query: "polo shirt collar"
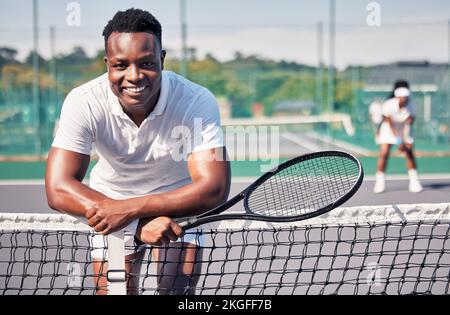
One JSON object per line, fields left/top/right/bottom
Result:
{"left": 107, "top": 71, "right": 169, "bottom": 120}
{"left": 148, "top": 71, "right": 169, "bottom": 120}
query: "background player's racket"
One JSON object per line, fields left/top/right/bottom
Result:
{"left": 176, "top": 150, "right": 363, "bottom": 230}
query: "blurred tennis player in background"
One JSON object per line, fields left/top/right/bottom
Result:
{"left": 45, "top": 8, "right": 231, "bottom": 294}
{"left": 373, "top": 80, "right": 423, "bottom": 193}
{"left": 369, "top": 99, "right": 383, "bottom": 143}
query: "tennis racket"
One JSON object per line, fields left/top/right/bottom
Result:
{"left": 176, "top": 150, "right": 363, "bottom": 230}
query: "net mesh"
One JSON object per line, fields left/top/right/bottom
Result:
{"left": 0, "top": 203, "right": 449, "bottom": 295}
{"left": 247, "top": 153, "right": 360, "bottom": 216}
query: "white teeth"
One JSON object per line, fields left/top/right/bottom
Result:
{"left": 125, "top": 86, "right": 146, "bottom": 93}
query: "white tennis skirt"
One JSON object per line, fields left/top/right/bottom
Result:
{"left": 377, "top": 122, "right": 414, "bottom": 145}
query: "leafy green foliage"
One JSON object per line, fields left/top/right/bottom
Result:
{"left": 0, "top": 46, "right": 358, "bottom": 117}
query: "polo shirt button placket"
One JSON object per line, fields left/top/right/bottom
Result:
{"left": 132, "top": 134, "right": 139, "bottom": 147}
{"left": 135, "top": 130, "right": 142, "bottom": 148}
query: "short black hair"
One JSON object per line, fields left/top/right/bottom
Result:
{"left": 102, "top": 8, "right": 162, "bottom": 51}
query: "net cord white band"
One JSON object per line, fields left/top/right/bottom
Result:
{"left": 1, "top": 203, "right": 448, "bottom": 231}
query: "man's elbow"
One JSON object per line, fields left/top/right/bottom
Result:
{"left": 45, "top": 181, "right": 66, "bottom": 213}
{"left": 211, "top": 189, "right": 228, "bottom": 207}
{"left": 46, "top": 189, "right": 62, "bottom": 212}
{"left": 205, "top": 181, "right": 230, "bottom": 209}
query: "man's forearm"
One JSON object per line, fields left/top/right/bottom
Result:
{"left": 47, "top": 178, "right": 111, "bottom": 217}
{"left": 132, "top": 179, "right": 228, "bottom": 219}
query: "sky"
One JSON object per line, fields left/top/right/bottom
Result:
{"left": 0, "top": 0, "right": 449, "bottom": 69}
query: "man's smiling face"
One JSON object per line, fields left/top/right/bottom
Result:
{"left": 105, "top": 32, "right": 165, "bottom": 113}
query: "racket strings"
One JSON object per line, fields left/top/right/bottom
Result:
{"left": 246, "top": 156, "right": 360, "bottom": 217}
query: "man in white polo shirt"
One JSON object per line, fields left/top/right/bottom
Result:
{"left": 45, "top": 8, "right": 231, "bottom": 294}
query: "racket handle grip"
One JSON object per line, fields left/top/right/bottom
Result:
{"left": 175, "top": 216, "right": 198, "bottom": 229}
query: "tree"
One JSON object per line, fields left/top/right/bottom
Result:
{"left": 58, "top": 46, "right": 89, "bottom": 64}
{"left": 0, "top": 47, "right": 18, "bottom": 68}
{"left": 23, "top": 50, "right": 48, "bottom": 68}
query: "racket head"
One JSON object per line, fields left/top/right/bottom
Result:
{"left": 243, "top": 150, "right": 363, "bottom": 221}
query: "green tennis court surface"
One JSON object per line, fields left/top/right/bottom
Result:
{"left": 0, "top": 157, "right": 449, "bottom": 180}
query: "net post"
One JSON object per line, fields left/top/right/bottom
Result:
{"left": 339, "top": 113, "right": 355, "bottom": 136}
{"left": 107, "top": 230, "right": 126, "bottom": 295}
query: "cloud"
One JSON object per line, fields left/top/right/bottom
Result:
{"left": 336, "top": 23, "right": 448, "bottom": 67}
{"left": 168, "top": 27, "right": 320, "bottom": 66}
{"left": 167, "top": 23, "right": 449, "bottom": 69}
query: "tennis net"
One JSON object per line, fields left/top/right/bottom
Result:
{"left": 0, "top": 203, "right": 449, "bottom": 295}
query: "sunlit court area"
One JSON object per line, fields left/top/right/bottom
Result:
{"left": 0, "top": 1, "right": 449, "bottom": 297}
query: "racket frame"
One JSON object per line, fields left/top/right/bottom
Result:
{"left": 178, "top": 150, "right": 364, "bottom": 229}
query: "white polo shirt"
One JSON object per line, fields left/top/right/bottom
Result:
{"left": 53, "top": 70, "right": 224, "bottom": 231}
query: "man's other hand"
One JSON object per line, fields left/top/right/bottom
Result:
{"left": 135, "top": 217, "right": 184, "bottom": 246}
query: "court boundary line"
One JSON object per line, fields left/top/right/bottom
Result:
{"left": 231, "top": 173, "right": 450, "bottom": 183}
{"left": 281, "top": 131, "right": 323, "bottom": 152}
{"left": 306, "top": 131, "right": 373, "bottom": 156}
{"left": 1, "top": 174, "right": 450, "bottom": 185}
{"left": 0, "top": 179, "right": 89, "bottom": 185}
